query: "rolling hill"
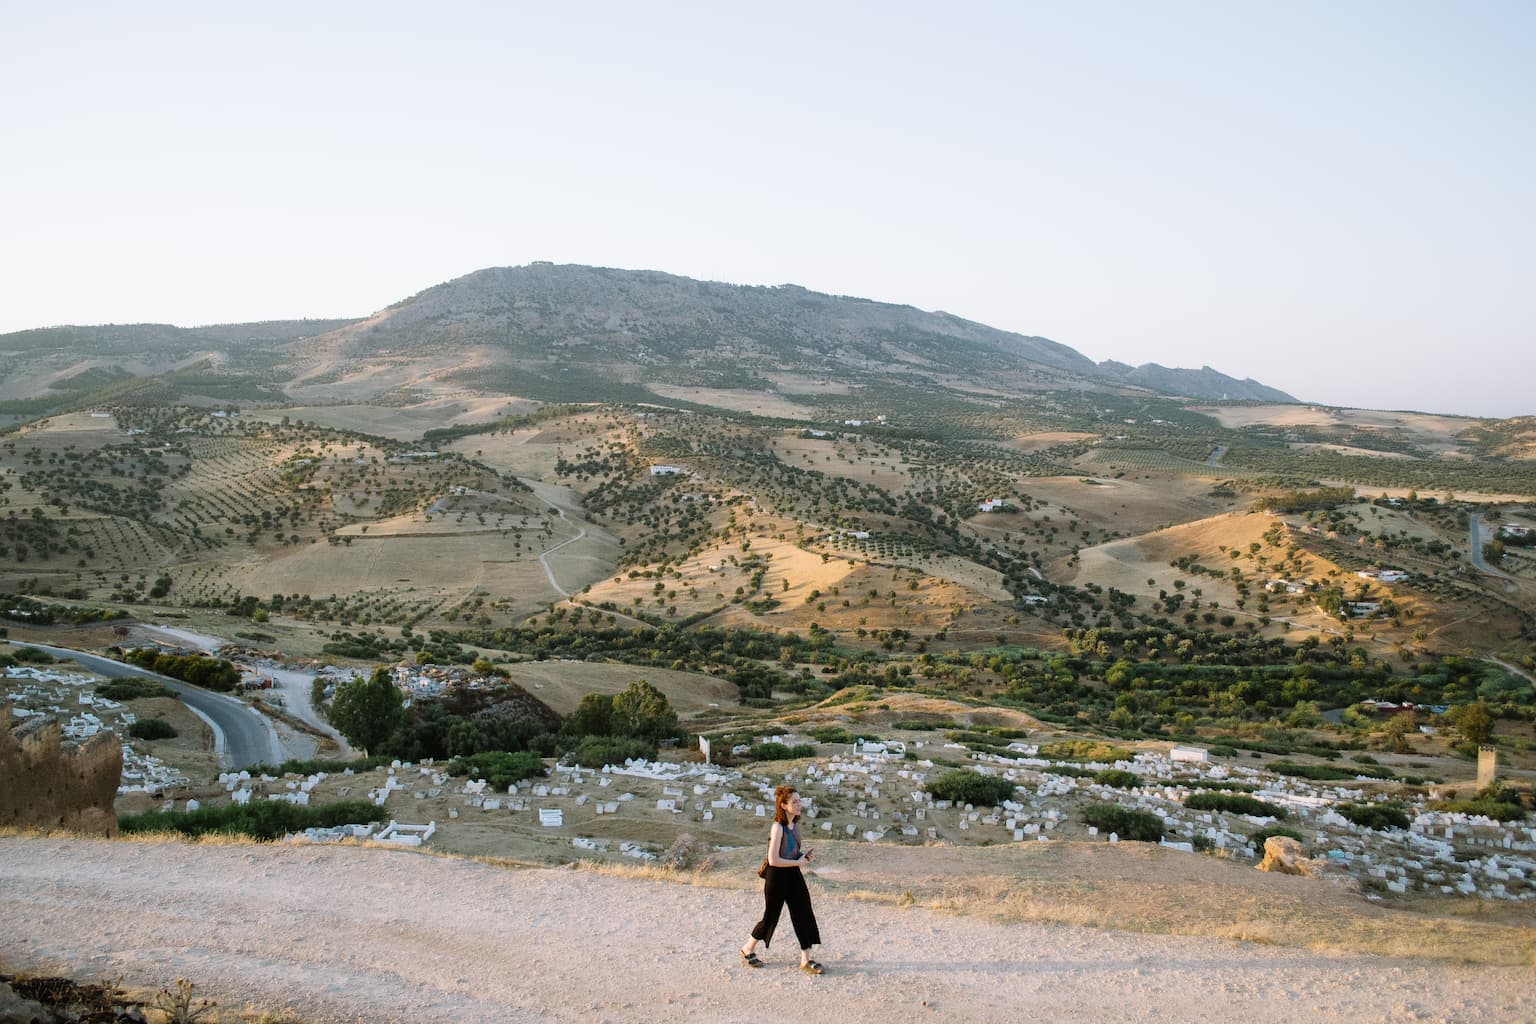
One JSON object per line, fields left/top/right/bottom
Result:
{"left": 0, "top": 264, "right": 1295, "bottom": 413}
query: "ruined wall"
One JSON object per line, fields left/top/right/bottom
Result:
{"left": 1, "top": 703, "right": 122, "bottom": 836}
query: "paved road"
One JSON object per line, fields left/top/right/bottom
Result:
{"left": 23, "top": 643, "right": 285, "bottom": 770}
{"left": 1205, "top": 444, "right": 1227, "bottom": 467}
{"left": 1468, "top": 513, "right": 1516, "bottom": 581}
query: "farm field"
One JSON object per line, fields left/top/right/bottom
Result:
{"left": 3, "top": 285, "right": 1536, "bottom": 1024}
{"left": 4, "top": 386, "right": 1535, "bottom": 877}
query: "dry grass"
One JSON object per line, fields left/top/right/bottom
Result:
{"left": 646, "top": 385, "right": 818, "bottom": 419}
{"left": 505, "top": 660, "right": 740, "bottom": 716}
{"left": 452, "top": 837, "right": 1534, "bottom": 967}
{"left": 7, "top": 826, "right": 1529, "bottom": 966}
{"left": 702, "top": 841, "right": 1536, "bottom": 967}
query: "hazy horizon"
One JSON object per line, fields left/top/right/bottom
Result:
{"left": 2, "top": 3, "right": 1530, "bottom": 419}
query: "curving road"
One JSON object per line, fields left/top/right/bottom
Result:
{"left": 1468, "top": 513, "right": 1516, "bottom": 581}
{"left": 22, "top": 643, "right": 285, "bottom": 770}
{"left": 524, "top": 479, "right": 604, "bottom": 598}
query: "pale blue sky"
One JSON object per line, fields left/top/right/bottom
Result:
{"left": 3, "top": 3, "right": 1530, "bottom": 417}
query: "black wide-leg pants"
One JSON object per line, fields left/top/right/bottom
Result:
{"left": 751, "top": 865, "right": 821, "bottom": 950}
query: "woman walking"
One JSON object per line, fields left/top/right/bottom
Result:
{"left": 741, "top": 784, "right": 824, "bottom": 973}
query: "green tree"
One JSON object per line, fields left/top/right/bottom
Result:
{"left": 610, "top": 679, "right": 678, "bottom": 741}
{"left": 1447, "top": 702, "right": 1494, "bottom": 745}
{"left": 328, "top": 668, "right": 405, "bottom": 755}
{"left": 563, "top": 692, "right": 615, "bottom": 737}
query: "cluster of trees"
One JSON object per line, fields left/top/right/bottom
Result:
{"left": 910, "top": 628, "right": 1532, "bottom": 748}
{"left": 121, "top": 647, "right": 241, "bottom": 692}
{"left": 1254, "top": 487, "right": 1357, "bottom": 514}
{"left": 0, "top": 593, "right": 127, "bottom": 625}
{"left": 323, "top": 670, "right": 681, "bottom": 770}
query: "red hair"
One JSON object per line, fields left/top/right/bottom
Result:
{"left": 773, "top": 784, "right": 799, "bottom": 825}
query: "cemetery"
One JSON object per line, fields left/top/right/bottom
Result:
{"left": 180, "top": 737, "right": 1536, "bottom": 904}
{"left": 6, "top": 653, "right": 1534, "bottom": 907}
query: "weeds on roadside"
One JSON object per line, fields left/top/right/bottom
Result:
{"left": 153, "top": 978, "right": 217, "bottom": 1023}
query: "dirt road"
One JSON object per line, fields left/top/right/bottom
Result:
{"left": 1, "top": 837, "right": 1530, "bottom": 1024}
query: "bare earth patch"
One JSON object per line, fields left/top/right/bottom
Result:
{"left": 1, "top": 837, "right": 1530, "bottom": 1024}
{"left": 645, "top": 384, "right": 817, "bottom": 419}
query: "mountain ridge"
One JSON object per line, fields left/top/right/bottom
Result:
{"left": 297, "top": 263, "right": 1297, "bottom": 403}
{"left": 0, "top": 264, "right": 1296, "bottom": 406}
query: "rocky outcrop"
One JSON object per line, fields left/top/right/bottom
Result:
{"left": 0, "top": 704, "right": 122, "bottom": 836}
{"left": 1256, "top": 836, "right": 1322, "bottom": 877}
{"left": 661, "top": 831, "right": 697, "bottom": 871}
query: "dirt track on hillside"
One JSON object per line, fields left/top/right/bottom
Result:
{"left": 2, "top": 837, "right": 1531, "bottom": 1024}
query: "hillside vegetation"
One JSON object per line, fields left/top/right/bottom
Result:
{"left": 2, "top": 266, "right": 1534, "bottom": 935}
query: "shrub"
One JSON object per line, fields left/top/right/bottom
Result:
{"left": 1094, "top": 769, "right": 1142, "bottom": 789}
{"left": 127, "top": 718, "right": 178, "bottom": 740}
{"left": 13, "top": 647, "right": 56, "bottom": 664}
{"left": 893, "top": 719, "right": 959, "bottom": 731}
{"left": 1042, "top": 765, "right": 1097, "bottom": 778}
{"left": 946, "top": 730, "right": 1003, "bottom": 746}
{"left": 96, "top": 678, "right": 172, "bottom": 701}
{"left": 249, "top": 754, "right": 395, "bottom": 776}
{"left": 1036, "top": 740, "right": 1134, "bottom": 764}
{"left": 749, "top": 742, "right": 815, "bottom": 761}
{"left": 118, "top": 799, "right": 382, "bottom": 840}
{"left": 926, "top": 769, "right": 1017, "bottom": 806}
{"left": 1249, "top": 824, "right": 1303, "bottom": 848}
{"left": 1180, "top": 779, "right": 1257, "bottom": 793}
{"left": 1337, "top": 802, "right": 1411, "bottom": 831}
{"left": 1427, "top": 784, "right": 1528, "bottom": 822}
{"left": 1185, "top": 792, "right": 1288, "bottom": 819}
{"left": 806, "top": 725, "right": 855, "bottom": 743}
{"left": 565, "top": 735, "right": 655, "bottom": 767}
{"left": 1080, "top": 804, "right": 1164, "bottom": 842}
{"left": 447, "top": 750, "right": 546, "bottom": 789}
{"left": 1268, "top": 760, "right": 1394, "bottom": 782}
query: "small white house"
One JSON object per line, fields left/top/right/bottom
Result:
{"left": 649, "top": 465, "right": 683, "bottom": 476}
{"left": 978, "top": 498, "right": 1009, "bottom": 513}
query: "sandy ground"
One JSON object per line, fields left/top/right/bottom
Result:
{"left": 2, "top": 837, "right": 1531, "bottom": 1024}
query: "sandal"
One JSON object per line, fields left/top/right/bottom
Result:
{"left": 801, "top": 959, "right": 824, "bottom": 975}
{"left": 741, "top": 950, "right": 764, "bottom": 968}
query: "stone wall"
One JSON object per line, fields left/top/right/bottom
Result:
{"left": 1, "top": 703, "right": 122, "bottom": 836}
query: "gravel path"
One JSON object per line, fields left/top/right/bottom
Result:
{"left": 2, "top": 837, "right": 1529, "bottom": 1024}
